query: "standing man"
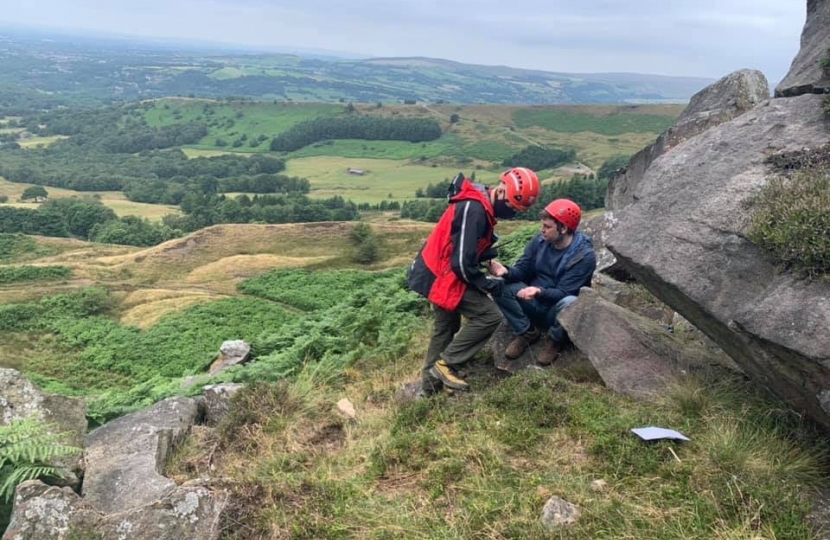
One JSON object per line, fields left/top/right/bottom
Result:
{"left": 407, "top": 168, "right": 540, "bottom": 394}
{"left": 488, "top": 199, "right": 595, "bottom": 366}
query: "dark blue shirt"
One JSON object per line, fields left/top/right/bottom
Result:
{"left": 506, "top": 231, "right": 596, "bottom": 304}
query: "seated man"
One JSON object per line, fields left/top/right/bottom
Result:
{"left": 488, "top": 198, "right": 595, "bottom": 365}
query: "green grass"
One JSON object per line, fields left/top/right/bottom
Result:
{"left": 144, "top": 100, "right": 345, "bottom": 151}
{"left": 238, "top": 268, "right": 393, "bottom": 311}
{"left": 0, "top": 265, "right": 70, "bottom": 284}
{"left": 17, "top": 135, "right": 68, "bottom": 148}
{"left": 0, "top": 234, "right": 58, "bottom": 263}
{"left": 284, "top": 156, "right": 502, "bottom": 204}
{"left": 287, "top": 137, "right": 456, "bottom": 160}
{"left": 146, "top": 101, "right": 680, "bottom": 170}
{"left": 454, "top": 138, "right": 519, "bottom": 162}
{"left": 168, "top": 362, "right": 826, "bottom": 540}
{"left": 514, "top": 108, "right": 678, "bottom": 136}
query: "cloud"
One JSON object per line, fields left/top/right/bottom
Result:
{"left": 0, "top": 0, "right": 807, "bottom": 82}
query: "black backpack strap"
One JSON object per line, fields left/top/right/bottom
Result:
{"left": 447, "top": 172, "right": 466, "bottom": 201}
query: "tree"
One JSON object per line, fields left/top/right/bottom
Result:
{"left": 353, "top": 241, "right": 380, "bottom": 264}
{"left": 349, "top": 222, "right": 375, "bottom": 245}
{"left": 21, "top": 186, "right": 48, "bottom": 202}
{"left": 349, "top": 222, "right": 382, "bottom": 264}
{"left": 450, "top": 113, "right": 460, "bottom": 124}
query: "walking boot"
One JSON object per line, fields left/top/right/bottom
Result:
{"left": 505, "top": 327, "right": 541, "bottom": 359}
{"left": 535, "top": 336, "right": 562, "bottom": 366}
{"left": 429, "top": 360, "right": 469, "bottom": 391}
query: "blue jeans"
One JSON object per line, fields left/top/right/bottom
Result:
{"left": 494, "top": 281, "right": 577, "bottom": 343}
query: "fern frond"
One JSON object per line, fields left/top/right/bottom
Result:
{"left": 0, "top": 433, "right": 72, "bottom": 464}
{"left": 0, "top": 418, "right": 81, "bottom": 502}
{"left": 0, "top": 419, "right": 49, "bottom": 446}
{"left": 0, "top": 464, "right": 61, "bottom": 501}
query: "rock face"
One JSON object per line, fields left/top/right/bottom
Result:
{"left": 4, "top": 392, "right": 232, "bottom": 539}
{"left": 82, "top": 397, "right": 200, "bottom": 514}
{"left": 776, "top": 0, "right": 830, "bottom": 97}
{"left": 3, "top": 480, "right": 228, "bottom": 540}
{"left": 558, "top": 288, "right": 715, "bottom": 401}
{"left": 582, "top": 212, "right": 623, "bottom": 275}
{"left": 606, "top": 69, "right": 769, "bottom": 211}
{"left": 202, "top": 383, "right": 244, "bottom": 426}
{"left": 0, "top": 369, "right": 86, "bottom": 488}
{"left": 606, "top": 93, "right": 830, "bottom": 428}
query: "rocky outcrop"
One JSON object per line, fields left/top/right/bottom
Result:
{"left": 3, "top": 480, "right": 228, "bottom": 540}
{"left": 606, "top": 93, "right": 830, "bottom": 428}
{"left": 4, "top": 394, "right": 231, "bottom": 539}
{"left": 606, "top": 69, "right": 769, "bottom": 210}
{"left": 208, "top": 340, "right": 251, "bottom": 376}
{"left": 557, "top": 288, "right": 720, "bottom": 401}
{"left": 0, "top": 369, "right": 86, "bottom": 488}
{"left": 582, "top": 212, "right": 623, "bottom": 275}
{"left": 775, "top": 0, "right": 830, "bottom": 97}
{"left": 82, "top": 397, "right": 200, "bottom": 514}
{"left": 202, "top": 383, "right": 244, "bottom": 426}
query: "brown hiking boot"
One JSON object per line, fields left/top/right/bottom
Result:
{"left": 505, "top": 327, "right": 541, "bottom": 359}
{"left": 535, "top": 336, "right": 562, "bottom": 366}
{"left": 429, "top": 360, "right": 469, "bottom": 391}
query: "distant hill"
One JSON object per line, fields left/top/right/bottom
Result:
{"left": 0, "top": 29, "right": 713, "bottom": 110}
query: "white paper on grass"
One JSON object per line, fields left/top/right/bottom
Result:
{"left": 631, "top": 427, "right": 690, "bottom": 442}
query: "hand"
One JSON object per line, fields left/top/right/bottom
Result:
{"left": 517, "top": 286, "right": 541, "bottom": 301}
{"left": 488, "top": 260, "right": 508, "bottom": 277}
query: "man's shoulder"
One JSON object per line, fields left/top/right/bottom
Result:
{"left": 451, "top": 198, "right": 489, "bottom": 222}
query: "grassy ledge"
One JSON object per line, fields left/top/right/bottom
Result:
{"left": 750, "top": 146, "right": 830, "bottom": 280}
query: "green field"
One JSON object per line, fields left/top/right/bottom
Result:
{"left": 0, "top": 177, "right": 179, "bottom": 222}
{"left": 17, "top": 135, "right": 68, "bottom": 148}
{"left": 144, "top": 100, "right": 345, "bottom": 151}
{"left": 285, "top": 156, "right": 493, "bottom": 204}
{"left": 287, "top": 137, "right": 457, "bottom": 160}
{"left": 513, "top": 107, "right": 678, "bottom": 135}
{"left": 146, "top": 100, "right": 683, "bottom": 168}
{"left": 5, "top": 101, "right": 686, "bottom": 214}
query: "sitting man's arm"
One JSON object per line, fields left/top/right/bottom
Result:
{"left": 538, "top": 253, "right": 596, "bottom": 304}
{"left": 503, "top": 235, "right": 540, "bottom": 283}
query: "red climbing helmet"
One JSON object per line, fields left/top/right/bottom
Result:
{"left": 544, "top": 199, "right": 582, "bottom": 231}
{"left": 499, "top": 167, "right": 540, "bottom": 212}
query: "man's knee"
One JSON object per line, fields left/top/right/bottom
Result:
{"left": 482, "top": 304, "right": 504, "bottom": 330}
{"left": 555, "top": 295, "right": 578, "bottom": 312}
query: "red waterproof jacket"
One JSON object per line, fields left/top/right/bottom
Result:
{"left": 407, "top": 179, "right": 499, "bottom": 310}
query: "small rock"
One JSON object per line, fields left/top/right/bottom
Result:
{"left": 337, "top": 398, "right": 357, "bottom": 421}
{"left": 208, "top": 340, "right": 251, "bottom": 376}
{"left": 540, "top": 496, "right": 579, "bottom": 529}
{"left": 400, "top": 381, "right": 425, "bottom": 400}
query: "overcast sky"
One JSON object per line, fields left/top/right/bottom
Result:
{"left": 1, "top": 0, "right": 808, "bottom": 83}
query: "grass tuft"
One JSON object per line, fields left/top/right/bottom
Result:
{"left": 749, "top": 148, "right": 830, "bottom": 278}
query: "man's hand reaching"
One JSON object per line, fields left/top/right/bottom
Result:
{"left": 488, "top": 260, "right": 508, "bottom": 277}
{"left": 517, "top": 286, "right": 542, "bottom": 301}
